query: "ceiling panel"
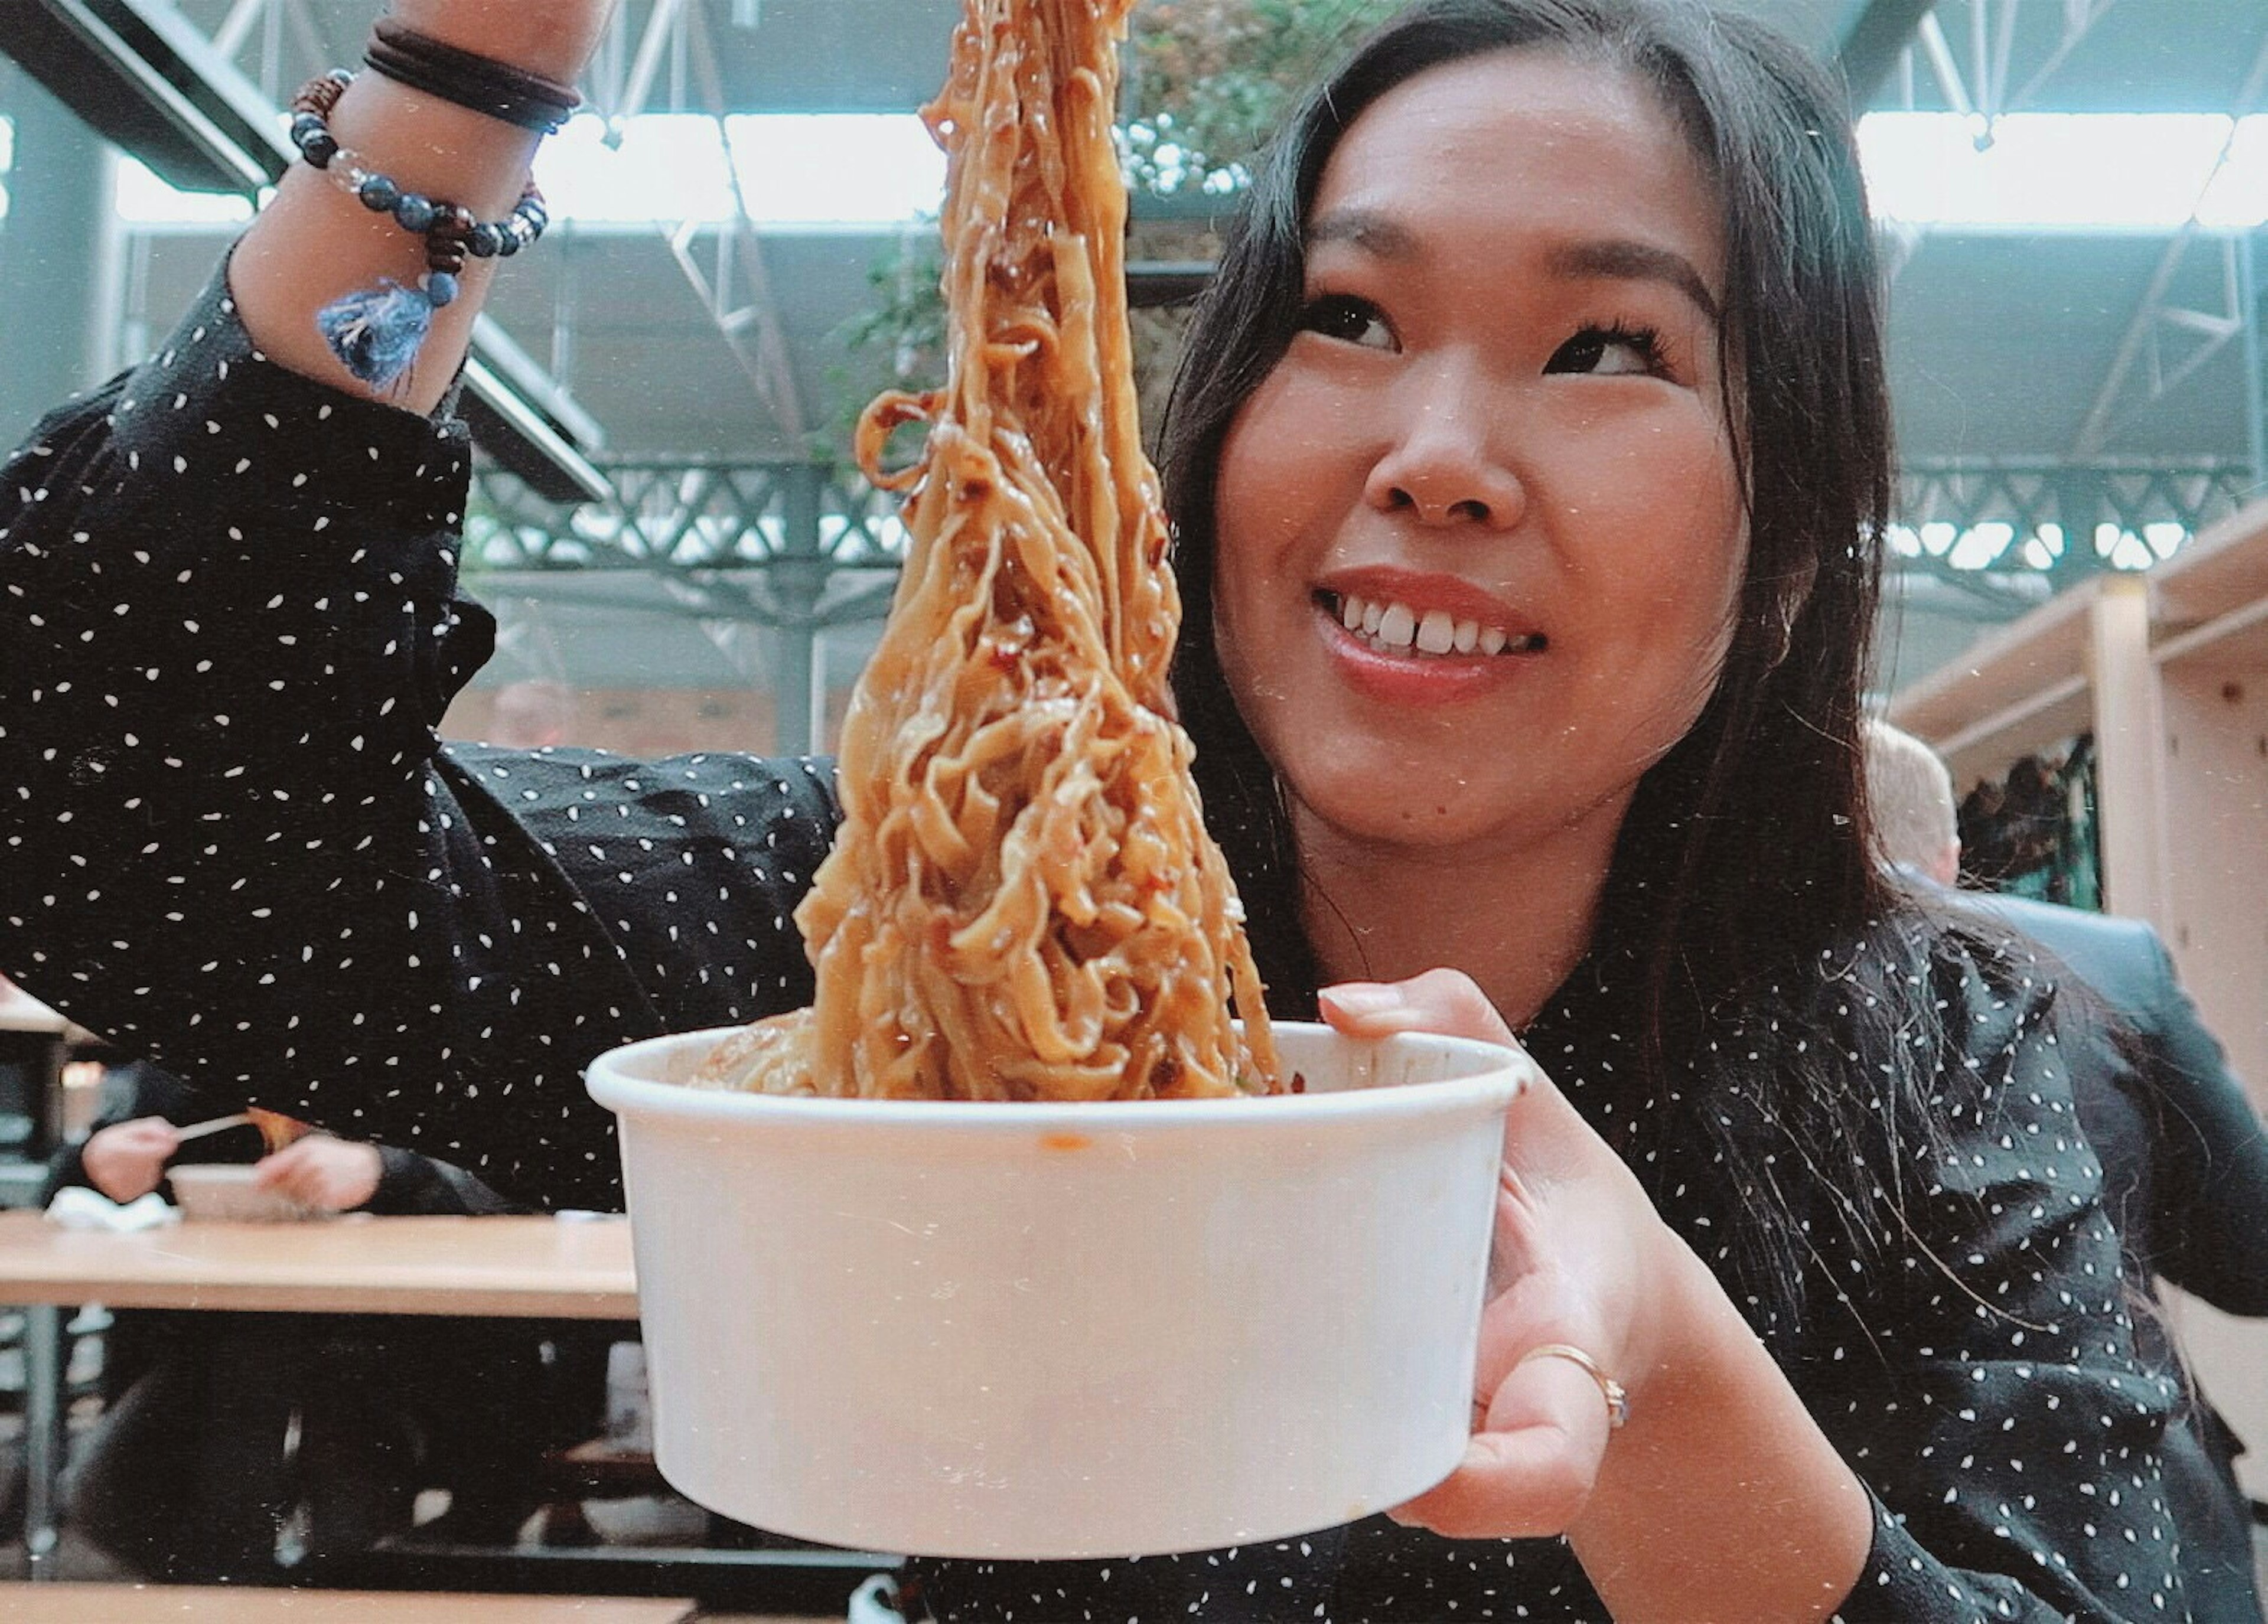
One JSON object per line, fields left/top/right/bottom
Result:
{"left": 50, "top": 0, "right": 2268, "bottom": 679}
{"left": 26, "top": 0, "right": 2250, "bottom": 707}
{"left": 1862, "top": 0, "right": 2268, "bottom": 115}
{"left": 1885, "top": 229, "right": 2254, "bottom": 461}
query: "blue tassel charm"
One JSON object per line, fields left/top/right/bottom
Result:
{"left": 288, "top": 70, "right": 551, "bottom": 390}
{"left": 315, "top": 278, "right": 435, "bottom": 389}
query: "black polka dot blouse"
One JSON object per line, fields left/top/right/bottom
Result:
{"left": 0, "top": 271, "right": 2188, "bottom": 1620}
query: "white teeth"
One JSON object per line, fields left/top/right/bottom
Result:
{"left": 1332, "top": 592, "right": 1533, "bottom": 658}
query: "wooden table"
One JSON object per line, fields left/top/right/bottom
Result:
{"left": 0, "top": 1592, "right": 850, "bottom": 1623}
{"left": 0, "top": 1211, "right": 636, "bottom": 1581}
{"left": 0, "top": 991, "right": 79, "bottom": 1036}
{"left": 0, "top": 1211, "right": 902, "bottom": 1610}
{"left": 0, "top": 1209, "right": 638, "bottom": 1316}
{"left": 0, "top": 1583, "right": 703, "bottom": 1622}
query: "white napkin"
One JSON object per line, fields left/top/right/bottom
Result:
{"left": 44, "top": 1188, "right": 180, "bottom": 1232}
{"left": 849, "top": 1574, "right": 907, "bottom": 1624}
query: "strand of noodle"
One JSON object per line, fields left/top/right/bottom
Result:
{"left": 701, "top": 0, "right": 1278, "bottom": 1103}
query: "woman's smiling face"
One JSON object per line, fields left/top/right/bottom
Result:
{"left": 1211, "top": 48, "right": 1746, "bottom": 865}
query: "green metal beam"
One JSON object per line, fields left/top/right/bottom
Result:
{"left": 1835, "top": 0, "right": 1940, "bottom": 109}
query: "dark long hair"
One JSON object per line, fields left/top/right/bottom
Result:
{"left": 1161, "top": 0, "right": 1917, "bottom": 1314}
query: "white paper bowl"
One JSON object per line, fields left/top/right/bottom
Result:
{"left": 167, "top": 1163, "right": 325, "bottom": 1224}
{"left": 585, "top": 1020, "right": 1534, "bottom": 1559}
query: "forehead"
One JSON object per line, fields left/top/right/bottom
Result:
{"left": 1310, "top": 48, "right": 1726, "bottom": 289}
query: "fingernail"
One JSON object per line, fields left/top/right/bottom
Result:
{"left": 1321, "top": 983, "right": 1402, "bottom": 1017}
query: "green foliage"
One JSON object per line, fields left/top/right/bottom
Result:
{"left": 826, "top": 230, "right": 949, "bottom": 471}
{"left": 1123, "top": 0, "right": 1402, "bottom": 194}
{"left": 832, "top": 0, "right": 1400, "bottom": 449}
{"left": 836, "top": 232, "right": 947, "bottom": 380}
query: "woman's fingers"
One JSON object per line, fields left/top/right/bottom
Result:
{"left": 1327, "top": 972, "right": 1602, "bottom": 1199}
{"left": 1391, "top": 1349, "right": 1615, "bottom": 1540}
{"left": 1319, "top": 968, "right": 1520, "bottom": 1045}
{"left": 1324, "top": 966, "right": 1638, "bottom": 1543}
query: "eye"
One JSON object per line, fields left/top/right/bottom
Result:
{"left": 1544, "top": 322, "right": 1667, "bottom": 377}
{"left": 1297, "top": 294, "right": 1396, "bottom": 351}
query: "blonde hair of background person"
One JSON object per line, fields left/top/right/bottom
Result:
{"left": 0, "top": 0, "right": 2195, "bottom": 1619}
{"left": 1862, "top": 718, "right": 1961, "bottom": 885}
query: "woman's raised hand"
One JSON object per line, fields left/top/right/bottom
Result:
{"left": 1319, "top": 970, "right": 1673, "bottom": 1540}
{"left": 232, "top": 1, "right": 621, "bottom": 409}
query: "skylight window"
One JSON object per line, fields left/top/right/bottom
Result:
{"left": 1858, "top": 111, "right": 2267, "bottom": 231}
{"left": 536, "top": 114, "right": 737, "bottom": 223}
{"left": 11, "top": 109, "right": 2262, "bottom": 234}
{"left": 1886, "top": 518, "right": 2194, "bottom": 572}
{"left": 722, "top": 115, "right": 945, "bottom": 225}
{"left": 92, "top": 112, "right": 947, "bottom": 229}
{"left": 115, "top": 157, "right": 256, "bottom": 224}
{"left": 2195, "top": 114, "right": 2268, "bottom": 230}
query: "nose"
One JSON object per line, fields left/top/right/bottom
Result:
{"left": 1363, "top": 363, "right": 1525, "bottom": 530}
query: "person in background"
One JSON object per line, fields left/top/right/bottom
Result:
{"left": 484, "top": 677, "right": 580, "bottom": 750}
{"left": 1866, "top": 717, "right": 2268, "bottom": 1620}
{"left": 44, "top": 1061, "right": 607, "bottom": 1579}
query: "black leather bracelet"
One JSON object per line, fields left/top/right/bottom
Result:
{"left": 364, "top": 17, "right": 581, "bottom": 134}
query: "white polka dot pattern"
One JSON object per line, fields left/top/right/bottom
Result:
{"left": 0, "top": 275, "right": 838, "bottom": 1212}
{"left": 0, "top": 271, "right": 2184, "bottom": 1621}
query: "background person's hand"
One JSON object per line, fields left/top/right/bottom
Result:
{"left": 1319, "top": 970, "right": 1674, "bottom": 1541}
{"left": 253, "top": 1135, "right": 384, "bottom": 1212}
{"left": 80, "top": 1117, "right": 183, "bottom": 1204}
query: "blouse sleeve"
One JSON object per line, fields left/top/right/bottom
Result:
{"left": 0, "top": 265, "right": 836, "bottom": 1211}
{"left": 1814, "top": 945, "right": 2186, "bottom": 1622}
{"left": 2126, "top": 931, "right": 2268, "bottom": 1315}
{"left": 362, "top": 1142, "right": 527, "bottom": 1217}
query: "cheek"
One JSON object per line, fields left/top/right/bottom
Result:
{"left": 1208, "top": 552, "right": 1287, "bottom": 739}
{"left": 1656, "top": 428, "right": 1747, "bottom": 624}
{"left": 1213, "top": 383, "right": 1308, "bottom": 547}
{"left": 1597, "top": 449, "right": 1746, "bottom": 731}
{"left": 1208, "top": 405, "right": 1304, "bottom": 648}
{"left": 1662, "top": 526, "right": 1748, "bottom": 723}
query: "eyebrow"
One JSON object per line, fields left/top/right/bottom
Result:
{"left": 1546, "top": 239, "right": 1720, "bottom": 324}
{"left": 1306, "top": 207, "right": 1720, "bottom": 325}
{"left": 1306, "top": 207, "right": 1418, "bottom": 259}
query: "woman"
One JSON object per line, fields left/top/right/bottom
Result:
{"left": 0, "top": 0, "right": 2185, "bottom": 1617}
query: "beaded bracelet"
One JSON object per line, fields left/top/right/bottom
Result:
{"left": 289, "top": 70, "right": 553, "bottom": 388}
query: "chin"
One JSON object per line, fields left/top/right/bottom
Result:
{"left": 1288, "top": 766, "right": 1518, "bottom": 853}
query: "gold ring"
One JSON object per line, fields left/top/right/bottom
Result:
{"left": 1518, "top": 1342, "right": 1630, "bottom": 1430}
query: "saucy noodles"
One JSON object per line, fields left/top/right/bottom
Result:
{"left": 696, "top": 0, "right": 1277, "bottom": 1101}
